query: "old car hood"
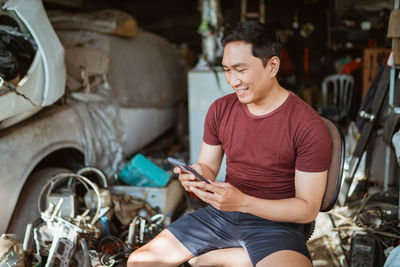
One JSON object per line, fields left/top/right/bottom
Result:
{"left": 0, "top": 0, "right": 65, "bottom": 128}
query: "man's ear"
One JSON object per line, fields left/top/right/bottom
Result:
{"left": 267, "top": 56, "right": 280, "bottom": 77}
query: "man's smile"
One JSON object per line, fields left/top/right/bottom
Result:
{"left": 236, "top": 87, "right": 249, "bottom": 95}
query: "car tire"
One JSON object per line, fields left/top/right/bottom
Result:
{"left": 7, "top": 167, "right": 73, "bottom": 241}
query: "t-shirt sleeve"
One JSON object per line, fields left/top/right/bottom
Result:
{"left": 203, "top": 101, "right": 222, "bottom": 145}
{"left": 295, "top": 118, "right": 332, "bottom": 172}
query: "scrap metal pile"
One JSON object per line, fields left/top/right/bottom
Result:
{"left": 1, "top": 167, "right": 168, "bottom": 267}
{"left": 333, "top": 190, "right": 400, "bottom": 266}
{"left": 311, "top": 189, "right": 400, "bottom": 266}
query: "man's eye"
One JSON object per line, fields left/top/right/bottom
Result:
{"left": 224, "top": 69, "right": 231, "bottom": 73}
{"left": 237, "top": 69, "right": 246, "bottom": 73}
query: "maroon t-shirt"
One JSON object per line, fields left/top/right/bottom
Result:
{"left": 203, "top": 92, "right": 331, "bottom": 200}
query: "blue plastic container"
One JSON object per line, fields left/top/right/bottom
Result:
{"left": 118, "top": 154, "right": 171, "bottom": 187}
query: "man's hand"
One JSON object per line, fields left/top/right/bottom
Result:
{"left": 174, "top": 163, "right": 206, "bottom": 192}
{"left": 189, "top": 181, "right": 246, "bottom": 212}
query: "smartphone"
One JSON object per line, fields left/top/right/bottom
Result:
{"left": 167, "top": 157, "right": 211, "bottom": 184}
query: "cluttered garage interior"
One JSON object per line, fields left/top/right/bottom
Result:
{"left": 0, "top": 0, "right": 399, "bottom": 266}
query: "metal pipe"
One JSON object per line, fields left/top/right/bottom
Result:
{"left": 77, "top": 166, "right": 108, "bottom": 189}
{"left": 391, "top": 0, "right": 400, "bottom": 227}
{"left": 79, "top": 238, "right": 90, "bottom": 267}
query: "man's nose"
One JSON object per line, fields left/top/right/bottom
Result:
{"left": 229, "top": 73, "right": 241, "bottom": 87}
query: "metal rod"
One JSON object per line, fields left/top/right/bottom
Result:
{"left": 260, "top": 0, "right": 265, "bottom": 23}
{"left": 384, "top": 146, "right": 391, "bottom": 191}
{"left": 384, "top": 54, "right": 394, "bottom": 192}
{"left": 393, "top": 0, "right": 400, "bottom": 228}
{"left": 241, "top": 0, "right": 247, "bottom": 22}
{"left": 385, "top": 0, "right": 399, "bottom": 194}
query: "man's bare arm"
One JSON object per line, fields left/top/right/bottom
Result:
{"left": 240, "top": 170, "right": 327, "bottom": 223}
{"left": 196, "top": 141, "right": 224, "bottom": 181}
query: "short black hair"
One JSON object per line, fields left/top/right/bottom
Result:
{"left": 221, "top": 21, "right": 281, "bottom": 66}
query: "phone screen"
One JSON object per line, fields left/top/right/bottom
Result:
{"left": 167, "top": 157, "right": 211, "bottom": 184}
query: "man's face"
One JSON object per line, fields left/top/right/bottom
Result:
{"left": 222, "top": 41, "right": 273, "bottom": 105}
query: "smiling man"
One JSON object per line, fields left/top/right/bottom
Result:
{"left": 128, "top": 21, "right": 331, "bottom": 267}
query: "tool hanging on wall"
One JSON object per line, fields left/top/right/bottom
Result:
{"left": 338, "top": 66, "right": 391, "bottom": 206}
{"left": 241, "top": 0, "right": 265, "bottom": 23}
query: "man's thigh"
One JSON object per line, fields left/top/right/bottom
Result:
{"left": 189, "top": 247, "right": 252, "bottom": 267}
{"left": 256, "top": 250, "right": 312, "bottom": 267}
{"left": 127, "top": 229, "right": 194, "bottom": 267}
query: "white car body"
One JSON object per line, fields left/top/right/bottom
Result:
{"left": 0, "top": 0, "right": 183, "bottom": 235}
{"left": 0, "top": 103, "right": 175, "bottom": 234}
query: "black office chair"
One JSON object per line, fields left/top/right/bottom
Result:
{"left": 304, "top": 116, "right": 345, "bottom": 241}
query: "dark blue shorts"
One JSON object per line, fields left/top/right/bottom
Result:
{"left": 167, "top": 205, "right": 310, "bottom": 266}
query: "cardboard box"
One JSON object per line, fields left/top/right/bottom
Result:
{"left": 387, "top": 10, "right": 400, "bottom": 38}
{"left": 387, "top": 9, "right": 400, "bottom": 65}
{"left": 110, "top": 179, "right": 184, "bottom": 216}
{"left": 362, "top": 48, "right": 391, "bottom": 100}
{"left": 393, "top": 38, "right": 400, "bottom": 65}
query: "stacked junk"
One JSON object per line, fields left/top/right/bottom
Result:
{"left": 0, "top": 0, "right": 188, "bottom": 266}
{"left": 0, "top": 163, "right": 179, "bottom": 267}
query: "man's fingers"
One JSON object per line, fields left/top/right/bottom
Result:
{"left": 192, "top": 181, "right": 227, "bottom": 195}
{"left": 205, "top": 182, "right": 232, "bottom": 195}
{"left": 210, "top": 181, "right": 229, "bottom": 187}
{"left": 190, "top": 186, "right": 215, "bottom": 202}
{"left": 178, "top": 172, "right": 196, "bottom": 181}
{"left": 182, "top": 180, "right": 202, "bottom": 188}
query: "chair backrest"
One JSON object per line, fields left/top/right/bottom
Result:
{"left": 320, "top": 116, "right": 345, "bottom": 212}
{"left": 321, "top": 74, "right": 354, "bottom": 113}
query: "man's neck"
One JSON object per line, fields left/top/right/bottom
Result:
{"left": 246, "top": 83, "right": 289, "bottom": 116}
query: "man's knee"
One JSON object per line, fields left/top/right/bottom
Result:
{"left": 127, "top": 252, "right": 138, "bottom": 266}
{"left": 256, "top": 250, "right": 312, "bottom": 267}
{"left": 127, "top": 247, "right": 173, "bottom": 267}
{"left": 127, "top": 229, "right": 194, "bottom": 266}
{"left": 127, "top": 248, "right": 156, "bottom": 267}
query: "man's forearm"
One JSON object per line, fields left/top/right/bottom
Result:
{"left": 197, "top": 162, "right": 218, "bottom": 182}
{"left": 239, "top": 195, "right": 319, "bottom": 224}
{"left": 237, "top": 170, "right": 327, "bottom": 224}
